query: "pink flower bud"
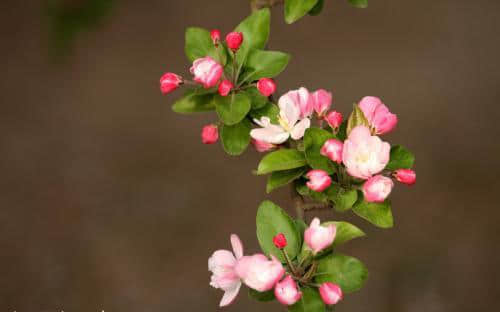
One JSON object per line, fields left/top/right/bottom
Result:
{"left": 306, "top": 170, "right": 332, "bottom": 192}
{"left": 201, "top": 124, "right": 219, "bottom": 144}
{"left": 312, "top": 89, "right": 332, "bottom": 116}
{"left": 235, "top": 254, "right": 285, "bottom": 292}
{"left": 274, "top": 275, "right": 302, "bottom": 306}
{"left": 159, "top": 72, "right": 182, "bottom": 94}
{"left": 218, "top": 79, "right": 234, "bottom": 96}
{"left": 358, "top": 96, "right": 398, "bottom": 135}
{"left": 210, "top": 29, "right": 221, "bottom": 45}
{"left": 319, "top": 282, "right": 343, "bottom": 305}
{"left": 257, "top": 78, "right": 277, "bottom": 97}
{"left": 362, "top": 175, "right": 394, "bottom": 203}
{"left": 251, "top": 139, "right": 276, "bottom": 153}
{"left": 304, "top": 218, "right": 336, "bottom": 254}
{"left": 273, "top": 233, "right": 287, "bottom": 249}
{"left": 394, "top": 169, "right": 416, "bottom": 185}
{"left": 325, "top": 111, "right": 343, "bottom": 129}
{"left": 226, "top": 32, "right": 244, "bottom": 51}
{"left": 190, "top": 56, "right": 223, "bottom": 88}
{"left": 320, "top": 139, "right": 343, "bottom": 164}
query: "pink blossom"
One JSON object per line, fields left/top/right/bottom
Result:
{"left": 319, "top": 282, "right": 343, "bottom": 305}
{"left": 201, "top": 124, "right": 219, "bottom": 144}
{"left": 251, "top": 139, "right": 276, "bottom": 152}
{"left": 304, "top": 218, "right": 336, "bottom": 254}
{"left": 320, "top": 139, "right": 343, "bottom": 164}
{"left": 190, "top": 56, "right": 223, "bottom": 88}
{"left": 362, "top": 175, "right": 394, "bottom": 203}
{"left": 394, "top": 169, "right": 416, "bottom": 185}
{"left": 280, "top": 88, "right": 313, "bottom": 119}
{"left": 274, "top": 275, "right": 302, "bottom": 306}
{"left": 342, "top": 126, "right": 390, "bottom": 180}
{"left": 312, "top": 89, "right": 332, "bottom": 116}
{"left": 235, "top": 254, "right": 285, "bottom": 292}
{"left": 358, "top": 96, "right": 398, "bottom": 135}
{"left": 226, "top": 32, "right": 244, "bottom": 51}
{"left": 208, "top": 234, "right": 244, "bottom": 307}
{"left": 210, "top": 29, "right": 221, "bottom": 45}
{"left": 305, "top": 170, "right": 332, "bottom": 192}
{"left": 159, "top": 73, "right": 182, "bottom": 94}
{"left": 257, "top": 78, "right": 276, "bottom": 97}
{"left": 218, "top": 79, "right": 233, "bottom": 96}
{"left": 325, "top": 111, "right": 343, "bottom": 129}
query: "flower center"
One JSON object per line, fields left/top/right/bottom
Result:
{"left": 278, "top": 116, "right": 291, "bottom": 132}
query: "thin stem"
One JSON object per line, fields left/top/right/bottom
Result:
{"left": 290, "top": 183, "right": 305, "bottom": 220}
{"left": 281, "top": 249, "right": 298, "bottom": 276}
{"left": 251, "top": 0, "right": 285, "bottom": 11}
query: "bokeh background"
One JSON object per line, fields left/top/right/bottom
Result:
{"left": 1, "top": 0, "right": 499, "bottom": 311}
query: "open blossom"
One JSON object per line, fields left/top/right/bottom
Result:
{"left": 306, "top": 170, "right": 332, "bottom": 192}
{"left": 190, "top": 56, "right": 223, "bottom": 88}
{"left": 201, "top": 124, "right": 219, "bottom": 144}
{"left": 312, "top": 89, "right": 332, "bottom": 116}
{"left": 304, "top": 218, "right": 336, "bottom": 254}
{"left": 358, "top": 96, "right": 398, "bottom": 135}
{"left": 250, "top": 91, "right": 311, "bottom": 144}
{"left": 257, "top": 78, "right": 276, "bottom": 97}
{"left": 362, "top": 175, "right": 394, "bottom": 203}
{"left": 342, "top": 126, "right": 390, "bottom": 180}
{"left": 320, "top": 139, "right": 343, "bottom": 163}
{"left": 319, "top": 282, "right": 343, "bottom": 305}
{"left": 274, "top": 275, "right": 302, "bottom": 306}
{"left": 394, "top": 169, "right": 416, "bottom": 185}
{"left": 281, "top": 87, "right": 313, "bottom": 118}
{"left": 159, "top": 73, "right": 182, "bottom": 94}
{"left": 235, "top": 254, "right": 284, "bottom": 292}
{"left": 325, "top": 111, "right": 343, "bottom": 129}
{"left": 208, "top": 234, "right": 244, "bottom": 307}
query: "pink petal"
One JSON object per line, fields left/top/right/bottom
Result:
{"left": 250, "top": 126, "right": 289, "bottom": 145}
{"left": 290, "top": 118, "right": 311, "bottom": 140}
{"left": 230, "top": 234, "right": 243, "bottom": 260}
{"left": 219, "top": 282, "right": 241, "bottom": 307}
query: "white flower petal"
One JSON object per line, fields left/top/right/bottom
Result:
{"left": 250, "top": 126, "right": 290, "bottom": 144}
{"left": 290, "top": 118, "right": 311, "bottom": 140}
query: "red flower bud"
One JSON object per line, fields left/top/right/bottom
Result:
{"left": 394, "top": 169, "right": 416, "bottom": 185}
{"left": 201, "top": 124, "right": 219, "bottom": 144}
{"left": 218, "top": 79, "right": 234, "bottom": 97}
{"left": 273, "top": 233, "right": 287, "bottom": 249}
{"left": 159, "top": 73, "right": 183, "bottom": 94}
{"left": 210, "top": 29, "right": 221, "bottom": 45}
{"left": 226, "top": 32, "right": 244, "bottom": 51}
{"left": 325, "top": 111, "right": 343, "bottom": 129}
{"left": 257, "top": 78, "right": 277, "bottom": 97}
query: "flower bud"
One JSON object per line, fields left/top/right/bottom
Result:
{"left": 257, "top": 78, "right": 277, "bottom": 97}
{"left": 210, "top": 29, "right": 221, "bottom": 45}
{"left": 235, "top": 254, "right": 285, "bottom": 292}
{"left": 306, "top": 170, "right": 331, "bottom": 192}
{"left": 362, "top": 175, "right": 394, "bottom": 203}
{"left": 190, "top": 56, "right": 223, "bottom": 88}
{"left": 251, "top": 139, "right": 276, "bottom": 153}
{"left": 358, "top": 96, "right": 398, "bottom": 135}
{"left": 304, "top": 218, "right": 336, "bottom": 254}
{"left": 320, "top": 139, "right": 343, "bottom": 164}
{"left": 201, "top": 124, "right": 219, "bottom": 144}
{"left": 394, "top": 169, "right": 416, "bottom": 185}
{"left": 319, "top": 282, "right": 343, "bottom": 305}
{"left": 272, "top": 233, "right": 287, "bottom": 249}
{"left": 312, "top": 89, "right": 332, "bottom": 116}
{"left": 218, "top": 79, "right": 234, "bottom": 96}
{"left": 159, "top": 73, "right": 182, "bottom": 94}
{"left": 274, "top": 276, "right": 302, "bottom": 306}
{"left": 325, "top": 111, "right": 343, "bottom": 129}
{"left": 226, "top": 32, "right": 244, "bottom": 51}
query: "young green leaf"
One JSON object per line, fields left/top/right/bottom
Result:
{"left": 346, "top": 104, "right": 370, "bottom": 136}
{"left": 349, "top": 0, "right": 369, "bottom": 9}
{"left": 322, "top": 221, "right": 365, "bottom": 247}
{"left": 288, "top": 287, "right": 325, "bottom": 312}
{"left": 256, "top": 200, "right": 301, "bottom": 262}
{"left": 385, "top": 145, "right": 415, "bottom": 171}
{"left": 285, "top": 0, "right": 319, "bottom": 24}
{"left": 220, "top": 119, "right": 251, "bottom": 156}
{"left": 294, "top": 219, "right": 307, "bottom": 247}
{"left": 352, "top": 197, "right": 394, "bottom": 228}
{"left": 234, "top": 8, "right": 271, "bottom": 64}
{"left": 303, "top": 127, "right": 336, "bottom": 174}
{"left": 267, "top": 167, "right": 307, "bottom": 193}
{"left": 309, "top": 0, "right": 325, "bottom": 16}
{"left": 244, "top": 50, "right": 291, "bottom": 81}
{"left": 248, "top": 288, "right": 275, "bottom": 302}
{"left": 249, "top": 102, "right": 279, "bottom": 124}
{"left": 172, "top": 90, "right": 215, "bottom": 114}
{"left": 257, "top": 149, "right": 307, "bottom": 175}
{"left": 185, "top": 27, "right": 227, "bottom": 64}
{"left": 315, "top": 253, "right": 368, "bottom": 293}
{"left": 244, "top": 87, "right": 269, "bottom": 110}
{"left": 214, "top": 93, "right": 251, "bottom": 125}
{"left": 326, "top": 185, "right": 358, "bottom": 212}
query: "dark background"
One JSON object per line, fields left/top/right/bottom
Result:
{"left": 1, "top": 0, "right": 499, "bottom": 311}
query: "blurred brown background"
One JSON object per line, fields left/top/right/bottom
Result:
{"left": 1, "top": 0, "right": 499, "bottom": 311}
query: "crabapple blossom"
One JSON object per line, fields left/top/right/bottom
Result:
{"left": 190, "top": 56, "right": 223, "bottom": 88}
{"left": 159, "top": 73, "right": 182, "bottom": 94}
{"left": 306, "top": 170, "right": 332, "bottom": 192}
{"left": 394, "top": 169, "right": 416, "bottom": 185}
{"left": 304, "top": 218, "right": 336, "bottom": 254}
{"left": 280, "top": 88, "right": 313, "bottom": 118}
{"left": 319, "top": 282, "right": 343, "bottom": 305}
{"left": 320, "top": 139, "right": 343, "bottom": 164}
{"left": 235, "top": 254, "right": 285, "bottom": 292}
{"left": 274, "top": 275, "right": 302, "bottom": 306}
{"left": 362, "top": 175, "right": 394, "bottom": 203}
{"left": 325, "top": 111, "right": 343, "bottom": 129}
{"left": 358, "top": 96, "right": 398, "bottom": 135}
{"left": 201, "top": 124, "right": 219, "bottom": 144}
{"left": 218, "top": 79, "right": 233, "bottom": 96}
{"left": 226, "top": 32, "right": 244, "bottom": 51}
{"left": 251, "top": 139, "right": 276, "bottom": 152}
{"left": 257, "top": 78, "right": 276, "bottom": 97}
{"left": 312, "top": 89, "right": 332, "bottom": 116}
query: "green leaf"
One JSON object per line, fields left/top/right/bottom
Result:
{"left": 256, "top": 200, "right": 301, "bottom": 262}
{"left": 326, "top": 185, "right": 358, "bottom": 212}
{"left": 244, "top": 50, "right": 291, "bottom": 81}
{"left": 249, "top": 288, "right": 275, "bottom": 302}
{"left": 285, "top": 0, "right": 319, "bottom": 24}
{"left": 267, "top": 167, "right": 307, "bottom": 193}
{"left": 385, "top": 145, "right": 415, "bottom": 171}
{"left": 337, "top": 120, "right": 348, "bottom": 141}
{"left": 249, "top": 102, "right": 279, "bottom": 124}
{"left": 214, "top": 93, "right": 251, "bottom": 126}
{"left": 184, "top": 27, "right": 226, "bottom": 64}
{"left": 323, "top": 221, "right": 365, "bottom": 247}
{"left": 346, "top": 104, "right": 370, "bottom": 136}
{"left": 245, "top": 87, "right": 269, "bottom": 110}
{"left": 348, "top": 0, "right": 369, "bottom": 9}
{"left": 294, "top": 219, "right": 307, "bottom": 246}
{"left": 304, "top": 127, "right": 336, "bottom": 174}
{"left": 257, "top": 149, "right": 307, "bottom": 175}
{"left": 220, "top": 119, "right": 251, "bottom": 156}
{"left": 234, "top": 8, "right": 270, "bottom": 64}
{"left": 309, "top": 0, "right": 325, "bottom": 16}
{"left": 296, "top": 180, "right": 329, "bottom": 202}
{"left": 288, "top": 287, "right": 325, "bottom": 312}
{"left": 352, "top": 198, "right": 394, "bottom": 228}
{"left": 315, "top": 253, "right": 368, "bottom": 293}
{"left": 172, "top": 90, "right": 215, "bottom": 114}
